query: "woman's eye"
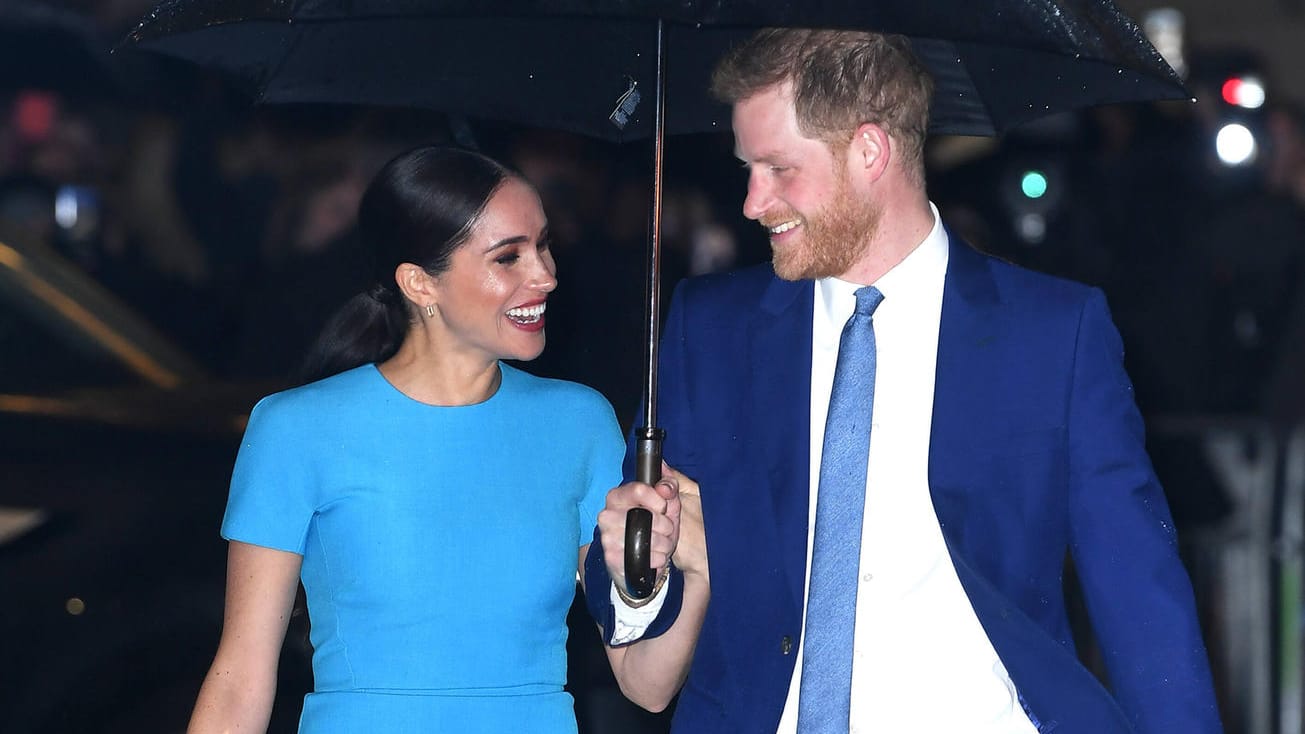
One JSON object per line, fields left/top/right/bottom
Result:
{"left": 538, "top": 237, "right": 553, "bottom": 253}
{"left": 495, "top": 252, "right": 521, "bottom": 265}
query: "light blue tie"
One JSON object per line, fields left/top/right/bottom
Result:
{"left": 798, "top": 285, "right": 883, "bottom": 732}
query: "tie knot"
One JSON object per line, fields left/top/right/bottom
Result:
{"left": 853, "top": 285, "right": 884, "bottom": 316}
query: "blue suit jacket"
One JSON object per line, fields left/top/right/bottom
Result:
{"left": 587, "top": 236, "right": 1222, "bottom": 733}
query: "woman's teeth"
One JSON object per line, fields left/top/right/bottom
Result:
{"left": 506, "top": 304, "right": 546, "bottom": 323}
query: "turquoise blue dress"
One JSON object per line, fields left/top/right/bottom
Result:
{"left": 221, "top": 363, "right": 624, "bottom": 732}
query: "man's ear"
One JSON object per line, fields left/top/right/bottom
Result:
{"left": 394, "top": 262, "right": 436, "bottom": 312}
{"left": 852, "top": 122, "right": 892, "bottom": 182}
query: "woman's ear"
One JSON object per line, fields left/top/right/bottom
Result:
{"left": 394, "top": 263, "right": 437, "bottom": 313}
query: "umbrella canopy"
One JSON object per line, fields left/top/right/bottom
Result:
{"left": 1, "top": 1, "right": 204, "bottom": 105}
{"left": 127, "top": 0, "right": 1189, "bottom": 140}
{"left": 0, "top": 2, "right": 124, "bottom": 97}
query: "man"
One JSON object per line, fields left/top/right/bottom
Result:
{"left": 584, "top": 29, "right": 1222, "bottom": 734}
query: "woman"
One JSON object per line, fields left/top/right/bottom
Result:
{"left": 187, "top": 146, "right": 692, "bottom": 733}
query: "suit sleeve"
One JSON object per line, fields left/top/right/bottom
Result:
{"left": 1065, "top": 289, "right": 1223, "bottom": 734}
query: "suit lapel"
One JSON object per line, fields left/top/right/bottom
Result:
{"left": 930, "top": 233, "right": 1004, "bottom": 532}
{"left": 749, "top": 274, "right": 814, "bottom": 617}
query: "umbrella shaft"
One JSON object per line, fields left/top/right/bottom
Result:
{"left": 642, "top": 18, "right": 667, "bottom": 431}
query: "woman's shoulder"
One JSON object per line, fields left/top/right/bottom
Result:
{"left": 502, "top": 364, "right": 614, "bottom": 415}
{"left": 251, "top": 365, "right": 380, "bottom": 421}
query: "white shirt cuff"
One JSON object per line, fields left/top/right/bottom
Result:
{"left": 607, "top": 578, "right": 670, "bottom": 645}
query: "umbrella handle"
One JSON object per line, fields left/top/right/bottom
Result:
{"left": 624, "top": 427, "right": 665, "bottom": 599}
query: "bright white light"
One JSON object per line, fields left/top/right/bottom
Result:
{"left": 1215, "top": 123, "right": 1257, "bottom": 166}
{"left": 1238, "top": 77, "right": 1266, "bottom": 109}
{"left": 54, "top": 187, "right": 79, "bottom": 229}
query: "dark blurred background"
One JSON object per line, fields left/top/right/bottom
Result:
{"left": 0, "top": 1, "right": 1302, "bottom": 733}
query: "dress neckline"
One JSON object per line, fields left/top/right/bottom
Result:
{"left": 368, "top": 362, "right": 514, "bottom": 409}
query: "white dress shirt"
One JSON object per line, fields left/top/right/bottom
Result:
{"left": 775, "top": 206, "right": 1036, "bottom": 734}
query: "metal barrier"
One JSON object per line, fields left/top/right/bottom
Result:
{"left": 1153, "top": 418, "right": 1305, "bottom": 734}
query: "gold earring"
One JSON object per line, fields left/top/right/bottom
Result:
{"left": 424, "top": 304, "right": 436, "bottom": 318}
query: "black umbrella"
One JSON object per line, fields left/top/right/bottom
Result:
{"left": 125, "top": 0, "right": 1188, "bottom": 597}
{"left": 126, "top": 0, "right": 1187, "bottom": 139}
{"left": 0, "top": 1, "right": 203, "bottom": 105}
{"left": 0, "top": 2, "right": 124, "bottom": 97}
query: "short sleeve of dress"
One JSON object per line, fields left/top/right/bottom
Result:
{"left": 576, "top": 392, "right": 625, "bottom": 548}
{"left": 220, "top": 394, "right": 317, "bottom": 555}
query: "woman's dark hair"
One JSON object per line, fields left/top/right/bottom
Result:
{"left": 296, "top": 145, "right": 516, "bottom": 384}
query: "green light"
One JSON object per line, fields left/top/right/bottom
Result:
{"left": 1021, "top": 170, "right": 1048, "bottom": 199}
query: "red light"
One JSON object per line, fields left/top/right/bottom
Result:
{"left": 12, "top": 91, "right": 58, "bottom": 144}
{"left": 1221, "top": 78, "right": 1243, "bottom": 106}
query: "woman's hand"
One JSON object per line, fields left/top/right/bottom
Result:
{"left": 596, "top": 464, "right": 681, "bottom": 592}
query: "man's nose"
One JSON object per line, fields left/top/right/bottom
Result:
{"left": 741, "top": 170, "right": 770, "bottom": 221}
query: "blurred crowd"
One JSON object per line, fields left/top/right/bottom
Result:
{"left": 932, "top": 94, "right": 1305, "bottom": 429}
{"left": 0, "top": 75, "right": 760, "bottom": 430}
{"left": 2, "top": 4, "right": 1304, "bottom": 445}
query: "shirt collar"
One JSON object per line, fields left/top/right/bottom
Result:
{"left": 817, "top": 202, "right": 949, "bottom": 323}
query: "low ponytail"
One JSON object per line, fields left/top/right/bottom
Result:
{"left": 295, "top": 283, "right": 410, "bottom": 385}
